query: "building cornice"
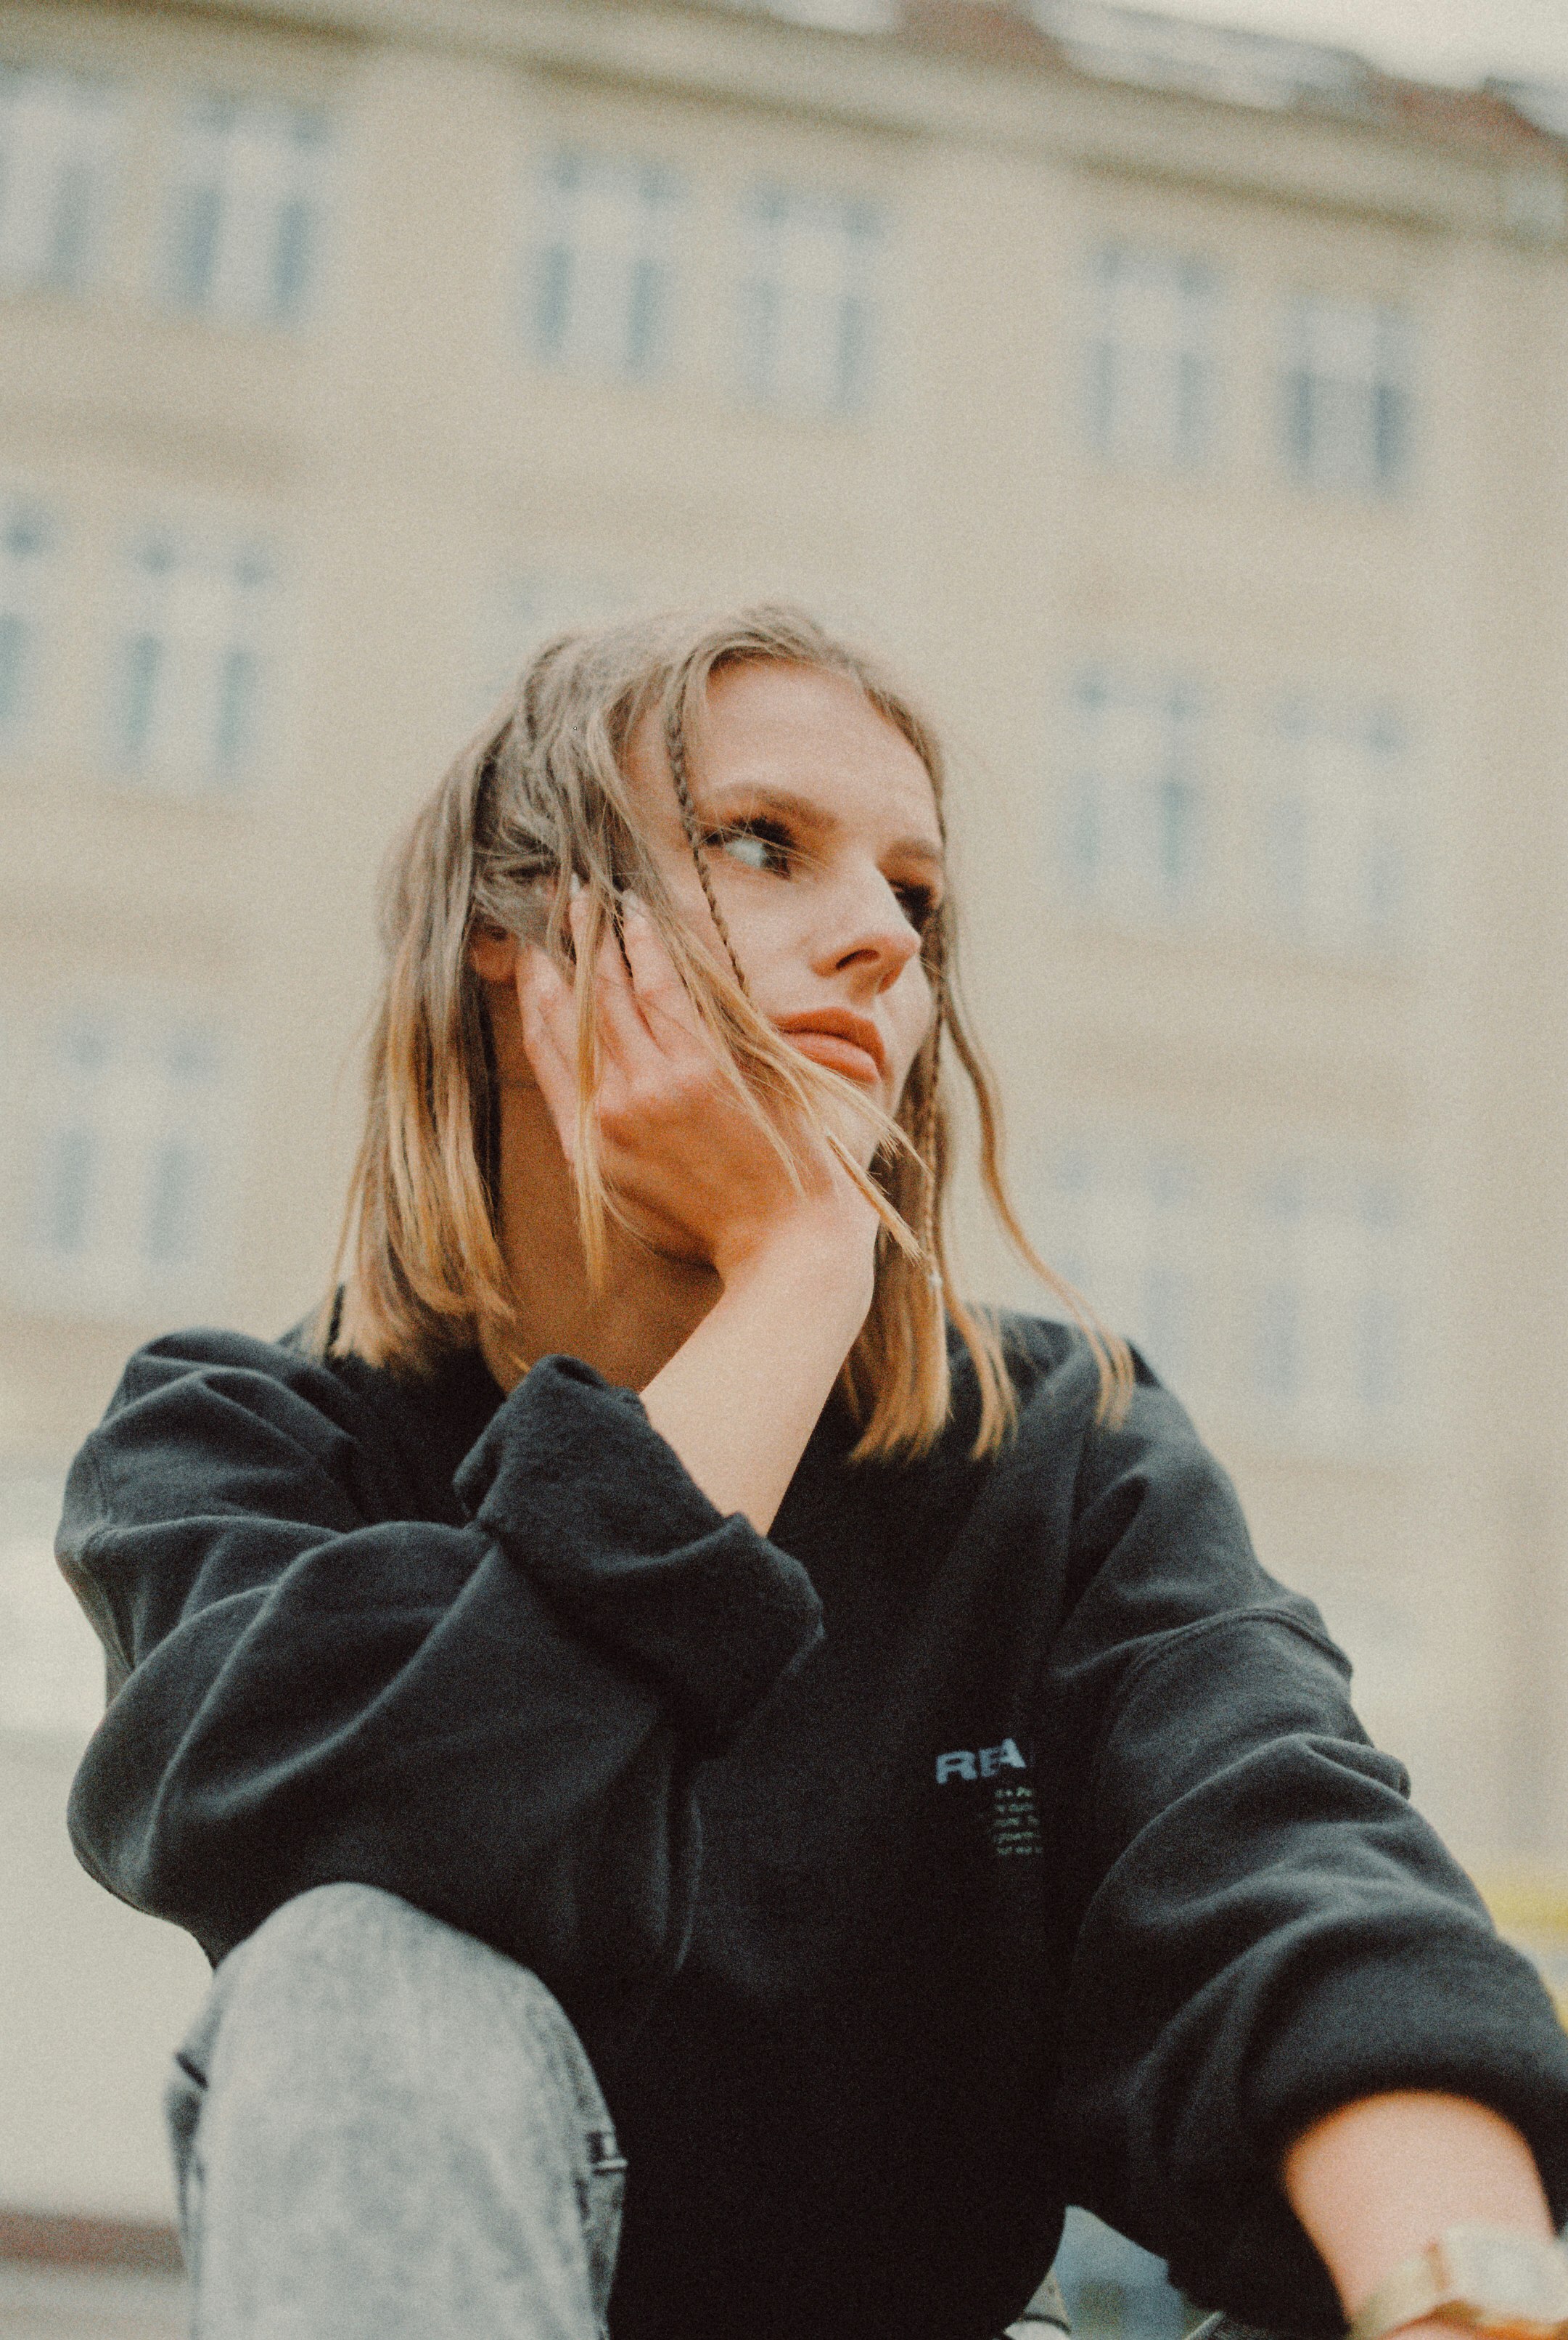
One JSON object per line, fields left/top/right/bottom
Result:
{"left": 94, "top": 0, "right": 1568, "bottom": 243}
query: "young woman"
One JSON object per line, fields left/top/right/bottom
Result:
{"left": 59, "top": 608, "right": 1568, "bottom": 2340}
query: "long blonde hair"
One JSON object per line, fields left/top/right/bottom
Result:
{"left": 322, "top": 603, "right": 1131, "bottom": 1460}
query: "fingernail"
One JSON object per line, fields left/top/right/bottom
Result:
{"left": 621, "top": 890, "right": 645, "bottom": 919}
{"left": 567, "top": 872, "right": 583, "bottom": 900}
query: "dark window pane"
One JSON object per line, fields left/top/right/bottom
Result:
{"left": 1360, "top": 1289, "right": 1399, "bottom": 1411}
{"left": 740, "top": 279, "right": 778, "bottom": 402}
{"left": 47, "top": 160, "right": 93, "bottom": 291}
{"left": 1258, "top": 1283, "right": 1299, "bottom": 1400}
{"left": 119, "top": 632, "right": 162, "bottom": 764}
{"left": 1268, "top": 795, "right": 1310, "bottom": 923}
{"left": 0, "top": 611, "right": 26, "bottom": 731}
{"left": 1142, "top": 1264, "right": 1189, "bottom": 1381}
{"left": 4, "top": 506, "right": 48, "bottom": 561}
{"left": 1283, "top": 367, "right": 1313, "bottom": 478}
{"left": 169, "top": 183, "right": 222, "bottom": 307}
{"left": 532, "top": 242, "right": 572, "bottom": 360}
{"left": 1365, "top": 834, "right": 1403, "bottom": 934}
{"left": 145, "top": 1140, "right": 199, "bottom": 1266}
{"left": 1085, "top": 338, "right": 1117, "bottom": 451}
{"left": 624, "top": 255, "right": 663, "bottom": 377}
{"left": 1175, "top": 351, "right": 1208, "bottom": 464}
{"left": 1157, "top": 776, "right": 1197, "bottom": 892}
{"left": 213, "top": 645, "right": 256, "bottom": 780}
{"left": 46, "top": 1126, "right": 94, "bottom": 1255}
{"left": 270, "top": 195, "right": 315, "bottom": 319}
{"left": 1373, "top": 380, "right": 1408, "bottom": 489}
{"left": 837, "top": 293, "right": 871, "bottom": 413}
{"left": 1067, "top": 775, "right": 1101, "bottom": 883}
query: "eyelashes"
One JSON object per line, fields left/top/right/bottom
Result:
{"left": 702, "top": 817, "right": 943, "bottom": 934}
{"left": 892, "top": 881, "right": 941, "bottom": 934}
{"left": 705, "top": 817, "right": 793, "bottom": 878}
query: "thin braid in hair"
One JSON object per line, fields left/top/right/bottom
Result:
{"left": 665, "top": 705, "right": 750, "bottom": 997}
{"left": 916, "top": 924, "right": 947, "bottom": 1288}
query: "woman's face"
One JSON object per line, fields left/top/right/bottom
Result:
{"left": 624, "top": 659, "right": 945, "bottom": 1124}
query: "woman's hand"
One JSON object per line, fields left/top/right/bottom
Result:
{"left": 517, "top": 890, "right": 876, "bottom": 1290}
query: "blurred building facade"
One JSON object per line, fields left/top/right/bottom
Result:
{"left": 2, "top": 0, "right": 1567, "bottom": 2318}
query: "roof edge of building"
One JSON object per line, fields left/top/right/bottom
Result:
{"left": 92, "top": 0, "right": 1568, "bottom": 244}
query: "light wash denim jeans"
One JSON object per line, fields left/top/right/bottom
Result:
{"left": 165, "top": 1881, "right": 1093, "bottom": 2339}
{"left": 165, "top": 1883, "right": 626, "bottom": 2340}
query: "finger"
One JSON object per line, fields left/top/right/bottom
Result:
{"left": 573, "top": 890, "right": 657, "bottom": 1071}
{"left": 618, "top": 894, "right": 705, "bottom": 1046}
{"left": 516, "top": 947, "right": 580, "bottom": 1154}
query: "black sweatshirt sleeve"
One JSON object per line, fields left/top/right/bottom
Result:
{"left": 1035, "top": 1357, "right": 1568, "bottom": 2336}
{"left": 58, "top": 1333, "right": 822, "bottom": 2059}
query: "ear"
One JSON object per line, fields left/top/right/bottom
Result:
{"left": 467, "top": 923, "right": 519, "bottom": 985}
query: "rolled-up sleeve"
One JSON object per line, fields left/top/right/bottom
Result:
{"left": 61, "top": 1336, "right": 822, "bottom": 2060}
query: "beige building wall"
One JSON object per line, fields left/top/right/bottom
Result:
{"left": 2, "top": 0, "right": 1566, "bottom": 2261}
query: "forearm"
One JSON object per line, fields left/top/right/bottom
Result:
{"left": 641, "top": 1222, "right": 873, "bottom": 1534}
{"left": 1282, "top": 2092, "right": 1555, "bottom": 2320}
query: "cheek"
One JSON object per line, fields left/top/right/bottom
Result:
{"left": 703, "top": 872, "right": 803, "bottom": 983}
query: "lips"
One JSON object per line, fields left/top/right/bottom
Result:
{"left": 776, "top": 1011, "right": 887, "bottom": 1086}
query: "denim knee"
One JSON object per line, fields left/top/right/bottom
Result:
{"left": 167, "top": 1885, "right": 625, "bottom": 2335}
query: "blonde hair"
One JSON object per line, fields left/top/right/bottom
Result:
{"left": 323, "top": 603, "right": 1132, "bottom": 1460}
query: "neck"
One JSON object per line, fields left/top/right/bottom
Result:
{"left": 482, "top": 1081, "right": 722, "bottom": 1394}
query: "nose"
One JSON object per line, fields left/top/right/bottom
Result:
{"left": 816, "top": 863, "right": 924, "bottom": 995}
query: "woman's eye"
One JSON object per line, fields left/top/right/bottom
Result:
{"left": 895, "top": 885, "right": 938, "bottom": 931}
{"left": 712, "top": 824, "right": 792, "bottom": 878}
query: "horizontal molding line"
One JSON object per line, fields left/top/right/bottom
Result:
{"left": 145, "top": 0, "right": 1543, "bottom": 240}
{"left": 0, "top": 2209, "right": 184, "bottom": 2274}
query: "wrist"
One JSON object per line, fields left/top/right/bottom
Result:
{"left": 712, "top": 1198, "right": 877, "bottom": 1300}
{"left": 1345, "top": 2228, "right": 1568, "bottom": 2340}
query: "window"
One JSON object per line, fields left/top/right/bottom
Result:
{"left": 0, "top": 495, "right": 56, "bottom": 744}
{"left": 737, "top": 187, "right": 880, "bottom": 416}
{"left": 162, "top": 95, "right": 330, "bottom": 326}
{"left": 1252, "top": 1169, "right": 1404, "bottom": 1444}
{"left": 0, "top": 1461, "right": 102, "bottom": 1741}
{"left": 522, "top": 151, "right": 681, "bottom": 381}
{"left": 110, "top": 528, "right": 276, "bottom": 790}
{"left": 1062, "top": 666, "right": 1205, "bottom": 920}
{"left": 0, "top": 64, "right": 122, "bottom": 295}
{"left": 9, "top": 1014, "right": 228, "bottom": 1318}
{"left": 1263, "top": 698, "right": 1406, "bottom": 954}
{"left": 1085, "top": 246, "right": 1218, "bottom": 469}
{"left": 1040, "top": 1142, "right": 1207, "bottom": 1391}
{"left": 1054, "top": 2212, "right": 1186, "bottom": 2340}
{"left": 1281, "top": 297, "right": 1412, "bottom": 496}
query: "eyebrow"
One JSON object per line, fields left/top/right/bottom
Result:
{"left": 700, "top": 781, "right": 946, "bottom": 872}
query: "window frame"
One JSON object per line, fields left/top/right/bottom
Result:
{"left": 5, "top": 1007, "right": 234, "bottom": 1324}
{"left": 735, "top": 181, "right": 883, "bottom": 419}
{"left": 1062, "top": 662, "right": 1210, "bottom": 925}
{"left": 0, "top": 62, "right": 124, "bottom": 298}
{"left": 107, "top": 523, "right": 279, "bottom": 795}
{"left": 520, "top": 146, "right": 684, "bottom": 384}
{"left": 159, "top": 90, "right": 333, "bottom": 329}
{"left": 1083, "top": 242, "right": 1221, "bottom": 472}
{"left": 1280, "top": 292, "right": 1415, "bottom": 499}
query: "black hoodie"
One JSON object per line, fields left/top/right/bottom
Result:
{"left": 57, "top": 1314, "right": 1568, "bottom": 2340}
